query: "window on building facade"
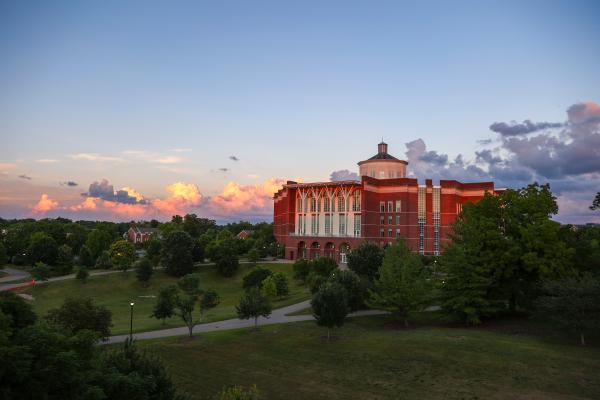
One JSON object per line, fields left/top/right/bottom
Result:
{"left": 396, "top": 228, "right": 401, "bottom": 238}
{"left": 396, "top": 215, "right": 400, "bottom": 225}
{"left": 298, "top": 214, "right": 307, "bottom": 236}
{"left": 388, "top": 215, "right": 393, "bottom": 225}
{"left": 379, "top": 201, "right": 385, "bottom": 212}
{"left": 388, "top": 228, "right": 392, "bottom": 237}
{"left": 324, "top": 198, "right": 331, "bottom": 212}
{"left": 395, "top": 200, "right": 401, "bottom": 212}
{"left": 379, "top": 171, "right": 385, "bottom": 178}
{"left": 387, "top": 201, "right": 393, "bottom": 212}
{"left": 311, "top": 214, "right": 319, "bottom": 235}
{"left": 310, "top": 197, "right": 316, "bottom": 212}
{"left": 380, "top": 228, "right": 384, "bottom": 237}
{"left": 380, "top": 214, "right": 385, "bottom": 225}
{"left": 297, "top": 199, "right": 302, "bottom": 212}
{"left": 352, "top": 190, "right": 361, "bottom": 211}
{"left": 353, "top": 214, "right": 361, "bottom": 237}
{"left": 339, "top": 214, "right": 346, "bottom": 236}
{"left": 338, "top": 196, "right": 346, "bottom": 212}
{"left": 324, "top": 214, "right": 331, "bottom": 235}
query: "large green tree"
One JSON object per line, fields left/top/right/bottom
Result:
{"left": 441, "top": 183, "right": 574, "bottom": 319}
{"left": 27, "top": 231, "right": 59, "bottom": 265}
{"left": 45, "top": 297, "right": 113, "bottom": 340}
{"left": 236, "top": 288, "right": 272, "bottom": 329}
{"left": 347, "top": 241, "right": 384, "bottom": 281}
{"left": 368, "top": 241, "right": 432, "bottom": 326}
{"left": 109, "top": 240, "right": 136, "bottom": 272}
{"left": 85, "top": 228, "right": 114, "bottom": 259}
{"left": 152, "top": 285, "right": 178, "bottom": 324}
{"left": 161, "top": 231, "right": 194, "bottom": 277}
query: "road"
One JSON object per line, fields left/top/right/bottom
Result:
{"left": 105, "top": 300, "right": 387, "bottom": 344}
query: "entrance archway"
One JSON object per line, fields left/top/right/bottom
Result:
{"left": 324, "top": 242, "right": 335, "bottom": 259}
{"left": 310, "top": 242, "right": 320, "bottom": 259}
{"left": 339, "top": 243, "right": 350, "bottom": 264}
{"left": 297, "top": 242, "right": 307, "bottom": 259}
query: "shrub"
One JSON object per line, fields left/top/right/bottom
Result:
{"left": 261, "top": 275, "right": 277, "bottom": 298}
{"left": 292, "top": 259, "right": 311, "bottom": 281}
{"left": 31, "top": 262, "right": 51, "bottom": 281}
{"left": 307, "top": 271, "right": 328, "bottom": 294}
{"left": 312, "top": 257, "right": 338, "bottom": 277}
{"left": 272, "top": 272, "right": 289, "bottom": 298}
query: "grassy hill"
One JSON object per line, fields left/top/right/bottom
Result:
{"left": 139, "top": 315, "right": 600, "bottom": 400}
{"left": 22, "top": 263, "right": 308, "bottom": 335}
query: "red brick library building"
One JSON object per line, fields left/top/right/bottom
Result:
{"left": 273, "top": 141, "right": 500, "bottom": 262}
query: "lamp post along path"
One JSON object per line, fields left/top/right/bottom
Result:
{"left": 129, "top": 302, "right": 135, "bottom": 341}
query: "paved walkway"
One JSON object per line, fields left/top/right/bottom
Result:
{"left": 106, "top": 300, "right": 388, "bottom": 344}
{"left": 0, "top": 267, "right": 30, "bottom": 283}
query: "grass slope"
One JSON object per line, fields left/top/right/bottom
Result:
{"left": 23, "top": 263, "right": 308, "bottom": 335}
{"left": 141, "top": 316, "right": 600, "bottom": 400}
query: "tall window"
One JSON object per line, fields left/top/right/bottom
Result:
{"left": 379, "top": 202, "right": 385, "bottom": 212}
{"left": 352, "top": 190, "right": 361, "bottom": 211}
{"left": 380, "top": 228, "right": 384, "bottom": 237}
{"left": 396, "top": 215, "right": 401, "bottom": 225}
{"left": 310, "top": 197, "right": 317, "bottom": 212}
{"left": 387, "top": 201, "right": 393, "bottom": 212}
{"left": 388, "top": 228, "right": 392, "bottom": 237}
{"left": 396, "top": 228, "right": 401, "bottom": 238}
{"left": 339, "top": 214, "right": 346, "bottom": 236}
{"left": 353, "top": 214, "right": 361, "bottom": 237}
{"left": 388, "top": 215, "right": 393, "bottom": 225}
{"left": 324, "top": 198, "right": 331, "bottom": 212}
{"left": 380, "top": 214, "right": 385, "bottom": 225}
{"left": 297, "top": 198, "right": 303, "bottom": 212}
{"left": 298, "top": 215, "right": 306, "bottom": 235}
{"left": 395, "top": 200, "right": 401, "bottom": 212}
{"left": 311, "top": 214, "right": 319, "bottom": 235}
{"left": 338, "top": 196, "right": 346, "bottom": 212}
{"left": 325, "top": 214, "right": 332, "bottom": 235}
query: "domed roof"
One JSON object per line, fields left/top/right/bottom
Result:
{"left": 358, "top": 141, "right": 407, "bottom": 165}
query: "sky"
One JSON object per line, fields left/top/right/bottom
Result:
{"left": 1, "top": 0, "right": 599, "bottom": 223}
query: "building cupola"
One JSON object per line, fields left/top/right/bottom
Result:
{"left": 357, "top": 141, "right": 408, "bottom": 179}
{"left": 378, "top": 141, "right": 388, "bottom": 155}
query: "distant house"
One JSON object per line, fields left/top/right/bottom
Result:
{"left": 127, "top": 226, "right": 159, "bottom": 244}
{"left": 236, "top": 230, "right": 254, "bottom": 240}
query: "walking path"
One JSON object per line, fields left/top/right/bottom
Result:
{"left": 106, "top": 300, "right": 387, "bottom": 344}
{"left": 0, "top": 267, "right": 29, "bottom": 283}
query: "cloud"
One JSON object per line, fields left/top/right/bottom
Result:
{"left": 32, "top": 194, "right": 59, "bottom": 214}
{"left": 330, "top": 170, "right": 359, "bottom": 181}
{"left": 83, "top": 179, "right": 148, "bottom": 204}
{"left": 489, "top": 120, "right": 564, "bottom": 136}
{"left": 209, "top": 178, "right": 285, "bottom": 218}
{"left": 18, "top": 174, "right": 32, "bottom": 180}
{"left": 156, "top": 156, "right": 183, "bottom": 164}
{"left": 152, "top": 182, "right": 203, "bottom": 216}
{"left": 171, "top": 148, "right": 192, "bottom": 153}
{"left": 60, "top": 181, "right": 78, "bottom": 187}
{"left": 36, "top": 159, "right": 59, "bottom": 163}
{"left": 229, "top": 156, "right": 240, "bottom": 161}
{"left": 122, "top": 150, "right": 184, "bottom": 165}
{"left": 0, "top": 162, "right": 17, "bottom": 172}
{"left": 71, "top": 153, "right": 123, "bottom": 162}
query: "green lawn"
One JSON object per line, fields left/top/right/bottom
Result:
{"left": 23, "top": 263, "right": 309, "bottom": 335}
{"left": 139, "top": 316, "right": 600, "bottom": 400}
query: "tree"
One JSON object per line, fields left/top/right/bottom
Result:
{"left": 144, "top": 237, "right": 162, "bottom": 267}
{"left": 347, "top": 241, "right": 384, "bottom": 282}
{"left": 272, "top": 272, "right": 289, "bottom": 299}
{"left": 311, "top": 281, "right": 348, "bottom": 341}
{"left": 368, "top": 241, "right": 433, "bottom": 327}
{"left": 109, "top": 240, "right": 136, "bottom": 272}
{"left": 161, "top": 230, "right": 194, "bottom": 277}
{"left": 0, "top": 291, "right": 37, "bottom": 330}
{"left": 78, "top": 244, "right": 94, "bottom": 267}
{"left": 176, "top": 294, "right": 198, "bottom": 338}
{"left": 76, "top": 266, "right": 89, "bottom": 283}
{"left": 27, "top": 231, "right": 59, "bottom": 265}
{"left": 135, "top": 257, "right": 154, "bottom": 287}
{"left": 85, "top": 228, "right": 113, "bottom": 259}
{"left": 292, "top": 258, "right": 311, "bottom": 281}
{"left": 534, "top": 274, "right": 600, "bottom": 346}
{"left": 95, "top": 249, "right": 112, "bottom": 269}
{"left": 152, "top": 285, "right": 178, "bottom": 324}
{"left": 330, "top": 270, "right": 365, "bottom": 312}
{"left": 0, "top": 241, "right": 8, "bottom": 267}
{"left": 247, "top": 247, "right": 260, "bottom": 265}
{"left": 31, "top": 261, "right": 51, "bottom": 281}
{"left": 242, "top": 267, "right": 272, "bottom": 289}
{"left": 46, "top": 297, "right": 113, "bottom": 340}
{"left": 591, "top": 192, "right": 600, "bottom": 210}
{"left": 442, "top": 183, "right": 574, "bottom": 316}
{"left": 65, "top": 222, "right": 87, "bottom": 253}
{"left": 312, "top": 257, "right": 338, "bottom": 277}
{"left": 261, "top": 275, "right": 277, "bottom": 298}
{"left": 213, "top": 238, "right": 240, "bottom": 277}
{"left": 236, "top": 288, "right": 272, "bottom": 329}
{"left": 199, "top": 290, "right": 220, "bottom": 321}
{"left": 178, "top": 273, "right": 201, "bottom": 296}
{"left": 214, "top": 385, "right": 260, "bottom": 400}
{"left": 191, "top": 238, "right": 205, "bottom": 263}
{"left": 56, "top": 244, "right": 74, "bottom": 275}
{"left": 99, "top": 340, "right": 187, "bottom": 400}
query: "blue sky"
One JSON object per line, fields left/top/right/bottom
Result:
{"left": 1, "top": 1, "right": 599, "bottom": 222}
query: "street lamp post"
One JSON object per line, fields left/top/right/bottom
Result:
{"left": 129, "top": 302, "right": 135, "bottom": 342}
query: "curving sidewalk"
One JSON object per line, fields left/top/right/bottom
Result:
{"left": 105, "top": 300, "right": 387, "bottom": 344}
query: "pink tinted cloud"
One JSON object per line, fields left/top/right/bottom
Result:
{"left": 31, "top": 194, "right": 59, "bottom": 215}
